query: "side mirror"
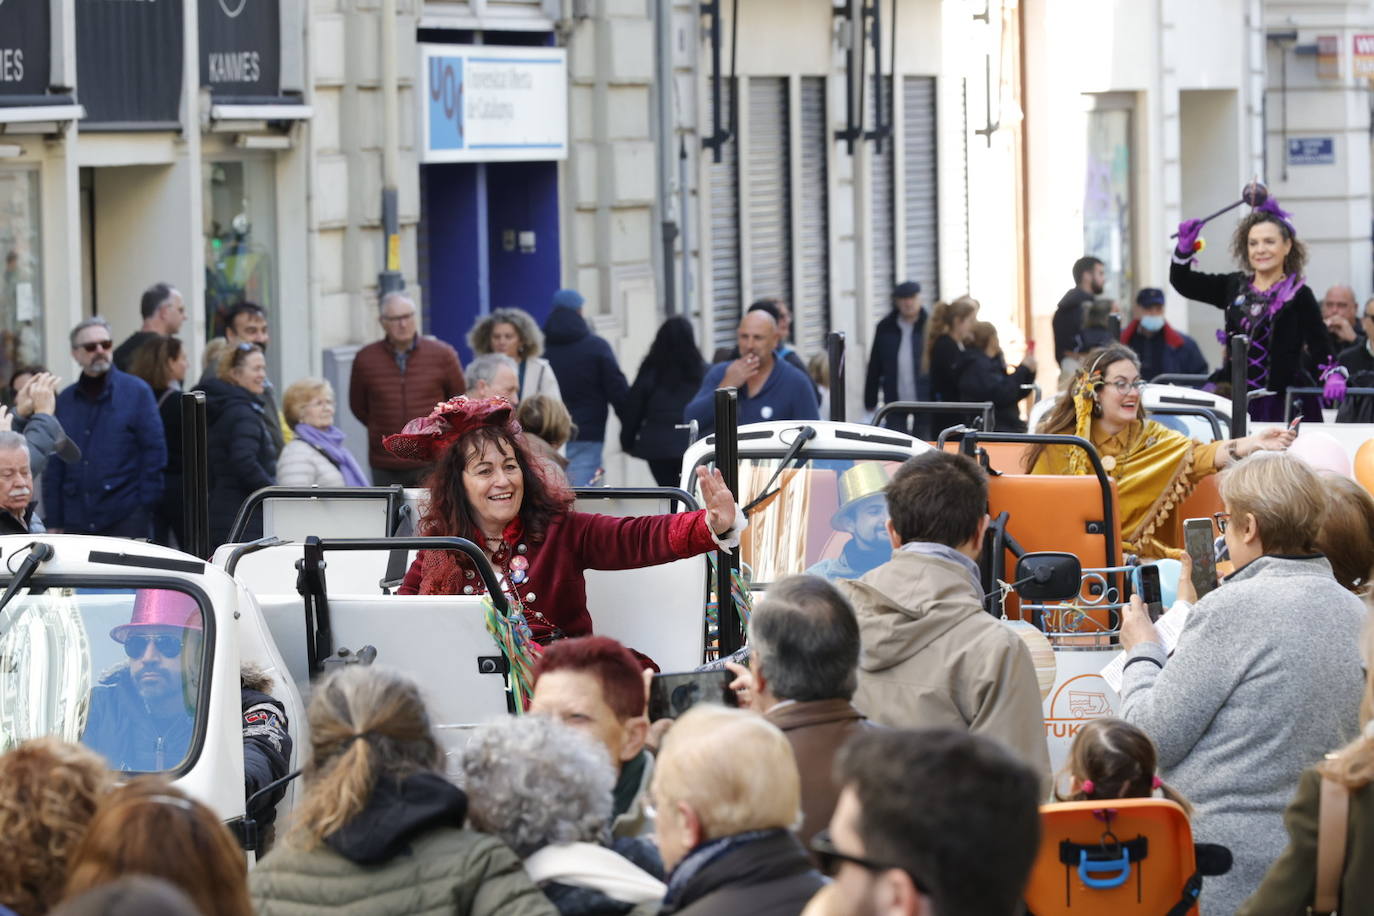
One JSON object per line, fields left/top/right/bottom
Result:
{"left": 1014, "top": 552, "right": 1082, "bottom": 602}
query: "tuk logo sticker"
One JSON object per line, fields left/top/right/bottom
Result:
{"left": 1044, "top": 673, "right": 1116, "bottom": 740}
{"left": 218, "top": 0, "right": 249, "bottom": 18}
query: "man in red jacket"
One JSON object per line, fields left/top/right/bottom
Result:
{"left": 349, "top": 293, "right": 465, "bottom": 486}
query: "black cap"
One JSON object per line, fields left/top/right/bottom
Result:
{"left": 1136, "top": 287, "right": 1165, "bottom": 306}
{"left": 894, "top": 281, "right": 921, "bottom": 299}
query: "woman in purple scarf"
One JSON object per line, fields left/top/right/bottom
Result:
{"left": 277, "top": 378, "right": 371, "bottom": 487}
{"left": 1170, "top": 197, "right": 1347, "bottom": 421}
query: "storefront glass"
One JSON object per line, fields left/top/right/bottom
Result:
{"left": 0, "top": 169, "right": 44, "bottom": 385}
{"left": 1084, "top": 107, "right": 1134, "bottom": 306}
{"left": 203, "top": 159, "right": 277, "bottom": 338}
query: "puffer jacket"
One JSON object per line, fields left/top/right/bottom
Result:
{"left": 276, "top": 438, "right": 346, "bottom": 488}
{"left": 542, "top": 306, "right": 629, "bottom": 443}
{"left": 836, "top": 549, "right": 1051, "bottom": 791}
{"left": 251, "top": 771, "right": 557, "bottom": 916}
{"left": 349, "top": 337, "right": 465, "bottom": 471}
{"left": 201, "top": 377, "right": 277, "bottom": 548}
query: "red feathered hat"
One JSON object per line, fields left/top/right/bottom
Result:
{"left": 382, "top": 396, "right": 521, "bottom": 463}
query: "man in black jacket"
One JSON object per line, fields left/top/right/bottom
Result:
{"left": 1053, "top": 256, "right": 1104, "bottom": 385}
{"left": 864, "top": 281, "right": 930, "bottom": 437}
{"left": 543, "top": 289, "right": 630, "bottom": 486}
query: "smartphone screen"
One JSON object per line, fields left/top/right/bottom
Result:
{"left": 1139, "top": 564, "right": 1163, "bottom": 622}
{"left": 1183, "top": 517, "right": 1218, "bottom": 600}
{"left": 648, "top": 670, "right": 739, "bottom": 722}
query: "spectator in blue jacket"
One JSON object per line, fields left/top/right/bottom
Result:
{"left": 864, "top": 281, "right": 931, "bottom": 437}
{"left": 684, "top": 310, "right": 819, "bottom": 435}
{"left": 1120, "top": 287, "right": 1209, "bottom": 382}
{"left": 542, "top": 289, "right": 631, "bottom": 486}
{"left": 44, "top": 318, "right": 166, "bottom": 538}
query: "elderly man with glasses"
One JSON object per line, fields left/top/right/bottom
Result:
{"left": 44, "top": 316, "right": 166, "bottom": 538}
{"left": 349, "top": 292, "right": 466, "bottom": 487}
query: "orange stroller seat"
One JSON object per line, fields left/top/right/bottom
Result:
{"left": 1024, "top": 799, "right": 1205, "bottom": 915}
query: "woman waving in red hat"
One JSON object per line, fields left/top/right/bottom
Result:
{"left": 389, "top": 396, "right": 742, "bottom": 645}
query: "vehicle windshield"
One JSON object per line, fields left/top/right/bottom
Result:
{"left": 0, "top": 586, "right": 208, "bottom": 773}
{"left": 695, "top": 456, "right": 905, "bottom": 585}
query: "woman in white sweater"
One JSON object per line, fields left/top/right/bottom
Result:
{"left": 277, "top": 378, "right": 370, "bottom": 487}
{"left": 467, "top": 308, "right": 561, "bottom": 403}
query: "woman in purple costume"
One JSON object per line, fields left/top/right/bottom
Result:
{"left": 1170, "top": 200, "right": 1347, "bottom": 422}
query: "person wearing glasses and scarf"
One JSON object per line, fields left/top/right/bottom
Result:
{"left": 1025, "top": 345, "right": 1293, "bottom": 559}
{"left": 1171, "top": 197, "right": 1347, "bottom": 421}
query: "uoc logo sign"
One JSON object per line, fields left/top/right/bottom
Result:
{"left": 428, "top": 56, "right": 465, "bottom": 151}
{"left": 218, "top": 0, "right": 248, "bottom": 17}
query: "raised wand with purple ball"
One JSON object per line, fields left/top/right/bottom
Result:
{"left": 1170, "top": 179, "right": 1269, "bottom": 245}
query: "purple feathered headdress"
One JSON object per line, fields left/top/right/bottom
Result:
{"left": 1254, "top": 196, "right": 1296, "bottom": 236}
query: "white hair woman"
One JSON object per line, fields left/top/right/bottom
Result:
{"left": 249, "top": 667, "right": 553, "bottom": 916}
{"left": 461, "top": 715, "right": 665, "bottom": 915}
{"left": 468, "top": 308, "right": 562, "bottom": 403}
{"left": 1118, "top": 452, "right": 1369, "bottom": 914}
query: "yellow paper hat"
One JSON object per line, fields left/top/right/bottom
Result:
{"left": 832, "top": 463, "right": 892, "bottom": 527}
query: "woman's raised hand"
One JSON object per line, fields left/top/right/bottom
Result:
{"left": 697, "top": 466, "right": 737, "bottom": 536}
{"left": 1248, "top": 427, "right": 1295, "bottom": 453}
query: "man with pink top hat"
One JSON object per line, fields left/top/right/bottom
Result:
{"left": 83, "top": 589, "right": 203, "bottom": 772}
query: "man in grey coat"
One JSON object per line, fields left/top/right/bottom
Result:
{"left": 1118, "top": 452, "right": 1368, "bottom": 915}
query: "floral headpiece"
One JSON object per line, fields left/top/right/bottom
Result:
{"left": 382, "top": 396, "right": 521, "bottom": 463}
{"left": 1068, "top": 355, "right": 1109, "bottom": 477}
{"left": 1254, "top": 196, "right": 1296, "bottom": 237}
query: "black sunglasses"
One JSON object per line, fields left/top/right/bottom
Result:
{"left": 810, "top": 831, "right": 926, "bottom": 892}
{"left": 124, "top": 634, "right": 184, "bottom": 659}
{"left": 79, "top": 340, "right": 113, "bottom": 353}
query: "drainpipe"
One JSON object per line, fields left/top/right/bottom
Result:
{"left": 379, "top": 0, "right": 404, "bottom": 295}
{"left": 654, "top": 0, "right": 678, "bottom": 314}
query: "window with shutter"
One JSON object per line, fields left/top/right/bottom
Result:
{"left": 796, "top": 76, "right": 830, "bottom": 357}
{"left": 868, "top": 75, "right": 895, "bottom": 322}
{"left": 903, "top": 75, "right": 939, "bottom": 301}
{"left": 746, "top": 77, "right": 793, "bottom": 311}
{"left": 708, "top": 80, "right": 742, "bottom": 353}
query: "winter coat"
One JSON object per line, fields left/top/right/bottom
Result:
{"left": 1052, "top": 288, "right": 1093, "bottom": 363}
{"left": 1238, "top": 767, "right": 1374, "bottom": 916}
{"left": 543, "top": 307, "right": 630, "bottom": 443}
{"left": 1336, "top": 341, "right": 1374, "bottom": 421}
{"left": 1121, "top": 320, "right": 1210, "bottom": 381}
{"left": 251, "top": 771, "right": 557, "bottom": 916}
{"left": 241, "top": 671, "right": 292, "bottom": 833}
{"left": 1120, "top": 555, "right": 1367, "bottom": 916}
{"left": 864, "top": 309, "right": 931, "bottom": 411}
{"left": 82, "top": 666, "right": 195, "bottom": 772}
{"left": 524, "top": 841, "right": 665, "bottom": 916}
{"left": 957, "top": 351, "right": 1034, "bottom": 432}
{"left": 276, "top": 438, "right": 347, "bottom": 488}
{"left": 349, "top": 337, "right": 466, "bottom": 471}
{"left": 619, "top": 366, "right": 702, "bottom": 462}
{"left": 1169, "top": 261, "right": 1332, "bottom": 399}
{"left": 836, "top": 549, "right": 1052, "bottom": 792}
{"left": 764, "top": 699, "right": 874, "bottom": 848}
{"left": 44, "top": 369, "right": 166, "bottom": 534}
{"left": 928, "top": 334, "right": 967, "bottom": 405}
{"left": 201, "top": 377, "right": 277, "bottom": 548}
{"left": 14, "top": 411, "right": 67, "bottom": 478}
{"left": 682, "top": 360, "right": 819, "bottom": 436}
{"left": 519, "top": 356, "right": 562, "bottom": 403}
{"left": 0, "top": 503, "right": 42, "bottom": 536}
{"left": 658, "top": 830, "right": 823, "bottom": 916}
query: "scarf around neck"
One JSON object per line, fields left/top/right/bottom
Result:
{"left": 294, "top": 423, "right": 370, "bottom": 487}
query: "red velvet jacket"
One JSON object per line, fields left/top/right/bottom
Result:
{"left": 398, "top": 508, "right": 717, "bottom": 641}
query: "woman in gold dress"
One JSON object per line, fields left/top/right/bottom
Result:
{"left": 1025, "top": 344, "right": 1294, "bottom": 559}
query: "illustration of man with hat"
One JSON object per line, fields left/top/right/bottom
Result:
{"left": 806, "top": 463, "right": 894, "bottom": 581}
{"left": 82, "top": 589, "right": 204, "bottom": 772}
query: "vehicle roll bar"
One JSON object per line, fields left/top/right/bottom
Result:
{"left": 1149, "top": 373, "right": 1211, "bottom": 387}
{"left": 1230, "top": 335, "right": 1249, "bottom": 437}
{"left": 1282, "top": 387, "right": 1374, "bottom": 423}
{"left": 227, "top": 485, "right": 410, "bottom": 545}
{"left": 571, "top": 487, "right": 701, "bottom": 511}
{"left": 936, "top": 427, "right": 1119, "bottom": 572}
{"left": 714, "top": 387, "right": 743, "bottom": 656}
{"left": 180, "top": 392, "right": 210, "bottom": 558}
{"left": 1147, "top": 405, "right": 1226, "bottom": 441}
{"left": 873, "top": 401, "right": 995, "bottom": 435}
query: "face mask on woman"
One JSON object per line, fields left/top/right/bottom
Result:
{"left": 1139, "top": 314, "right": 1166, "bottom": 333}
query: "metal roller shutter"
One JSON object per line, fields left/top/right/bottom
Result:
{"left": 746, "top": 77, "right": 792, "bottom": 311}
{"left": 868, "top": 75, "right": 895, "bottom": 322}
{"left": 796, "top": 76, "right": 830, "bottom": 356}
{"left": 903, "top": 75, "right": 939, "bottom": 300}
{"left": 708, "top": 81, "right": 742, "bottom": 353}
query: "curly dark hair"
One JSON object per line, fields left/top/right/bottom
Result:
{"left": 1230, "top": 211, "right": 1307, "bottom": 278}
{"left": 420, "top": 426, "right": 573, "bottom": 543}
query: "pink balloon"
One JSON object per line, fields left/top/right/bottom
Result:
{"left": 1287, "top": 430, "right": 1352, "bottom": 477}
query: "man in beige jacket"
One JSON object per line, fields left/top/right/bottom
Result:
{"left": 836, "top": 450, "right": 1051, "bottom": 792}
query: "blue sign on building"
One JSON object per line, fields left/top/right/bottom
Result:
{"left": 1287, "top": 137, "right": 1335, "bottom": 166}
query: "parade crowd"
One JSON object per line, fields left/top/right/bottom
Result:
{"left": 1, "top": 194, "right": 1373, "bottom": 916}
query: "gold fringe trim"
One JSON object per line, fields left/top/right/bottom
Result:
{"left": 1128, "top": 443, "right": 1198, "bottom": 548}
